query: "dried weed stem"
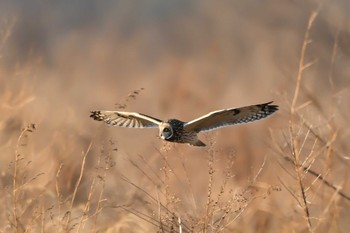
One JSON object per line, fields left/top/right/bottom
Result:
{"left": 289, "top": 9, "right": 319, "bottom": 233}
{"left": 12, "top": 124, "right": 36, "bottom": 233}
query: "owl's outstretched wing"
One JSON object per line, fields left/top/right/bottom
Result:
{"left": 90, "top": 111, "right": 162, "bottom": 128}
{"left": 184, "top": 102, "right": 278, "bottom": 132}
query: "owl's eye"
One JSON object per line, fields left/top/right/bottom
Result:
{"left": 163, "top": 128, "right": 170, "bottom": 132}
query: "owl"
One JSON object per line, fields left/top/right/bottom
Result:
{"left": 90, "top": 101, "right": 278, "bottom": 147}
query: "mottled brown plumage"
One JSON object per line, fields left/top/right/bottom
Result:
{"left": 90, "top": 102, "right": 278, "bottom": 147}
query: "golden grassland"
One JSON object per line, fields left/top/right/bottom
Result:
{"left": 1, "top": 1, "right": 350, "bottom": 232}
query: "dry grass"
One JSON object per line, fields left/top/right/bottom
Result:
{"left": 1, "top": 1, "right": 350, "bottom": 232}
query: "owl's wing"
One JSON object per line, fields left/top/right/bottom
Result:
{"left": 90, "top": 110, "right": 162, "bottom": 128}
{"left": 184, "top": 102, "right": 278, "bottom": 132}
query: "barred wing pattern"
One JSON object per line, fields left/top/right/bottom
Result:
{"left": 90, "top": 111, "right": 162, "bottom": 128}
{"left": 184, "top": 102, "right": 278, "bottom": 132}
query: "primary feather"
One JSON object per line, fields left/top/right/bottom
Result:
{"left": 184, "top": 102, "right": 278, "bottom": 132}
{"left": 90, "top": 111, "right": 162, "bottom": 128}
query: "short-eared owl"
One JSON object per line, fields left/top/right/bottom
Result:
{"left": 90, "top": 102, "right": 278, "bottom": 147}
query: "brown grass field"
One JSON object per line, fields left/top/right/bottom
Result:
{"left": 1, "top": 1, "right": 350, "bottom": 232}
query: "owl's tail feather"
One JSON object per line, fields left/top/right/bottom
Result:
{"left": 189, "top": 140, "right": 206, "bottom": 147}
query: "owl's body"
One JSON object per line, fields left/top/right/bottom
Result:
{"left": 90, "top": 102, "right": 278, "bottom": 147}
{"left": 159, "top": 119, "right": 205, "bottom": 146}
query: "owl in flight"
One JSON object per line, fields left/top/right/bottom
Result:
{"left": 90, "top": 102, "right": 278, "bottom": 147}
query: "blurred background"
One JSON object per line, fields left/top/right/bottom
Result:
{"left": 1, "top": 0, "right": 350, "bottom": 232}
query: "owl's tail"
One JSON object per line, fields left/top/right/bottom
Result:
{"left": 189, "top": 140, "right": 206, "bottom": 147}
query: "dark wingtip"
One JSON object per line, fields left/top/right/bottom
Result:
{"left": 90, "top": 111, "right": 102, "bottom": 121}
{"left": 263, "top": 101, "right": 278, "bottom": 113}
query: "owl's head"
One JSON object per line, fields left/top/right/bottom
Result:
{"left": 159, "top": 123, "right": 173, "bottom": 140}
